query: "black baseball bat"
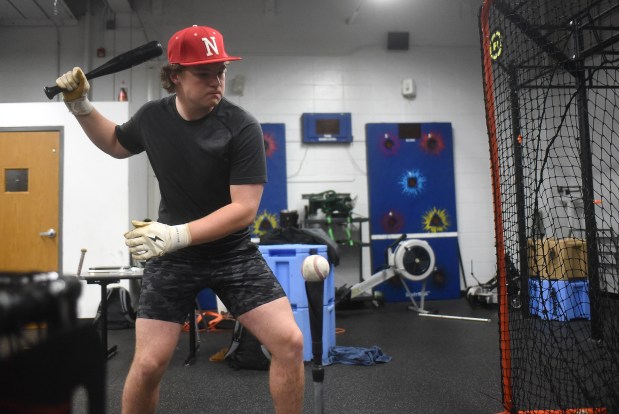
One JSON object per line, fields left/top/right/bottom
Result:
{"left": 44, "top": 40, "right": 163, "bottom": 100}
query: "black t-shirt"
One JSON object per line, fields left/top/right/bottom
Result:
{"left": 116, "top": 96, "right": 266, "bottom": 256}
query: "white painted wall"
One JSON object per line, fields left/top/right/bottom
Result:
{"left": 222, "top": 48, "right": 495, "bottom": 284}
{"left": 0, "top": 102, "right": 130, "bottom": 318}
{"left": 0, "top": 1, "right": 497, "bottom": 310}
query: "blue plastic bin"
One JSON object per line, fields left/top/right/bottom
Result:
{"left": 258, "top": 244, "right": 335, "bottom": 308}
{"left": 258, "top": 244, "right": 337, "bottom": 364}
{"left": 196, "top": 288, "right": 217, "bottom": 310}
{"left": 528, "top": 277, "right": 540, "bottom": 316}
{"left": 292, "top": 304, "right": 336, "bottom": 365}
{"left": 533, "top": 279, "right": 590, "bottom": 321}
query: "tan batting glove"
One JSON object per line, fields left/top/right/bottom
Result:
{"left": 124, "top": 220, "right": 192, "bottom": 261}
{"left": 56, "top": 67, "right": 93, "bottom": 116}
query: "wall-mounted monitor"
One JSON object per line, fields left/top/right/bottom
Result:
{"left": 301, "top": 113, "right": 353, "bottom": 143}
{"left": 398, "top": 123, "right": 421, "bottom": 141}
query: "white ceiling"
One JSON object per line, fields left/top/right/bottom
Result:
{"left": 0, "top": 0, "right": 78, "bottom": 25}
{"left": 0, "top": 0, "right": 132, "bottom": 25}
{"left": 0, "top": 0, "right": 483, "bottom": 55}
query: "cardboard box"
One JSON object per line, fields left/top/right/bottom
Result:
{"left": 527, "top": 238, "right": 551, "bottom": 277}
{"left": 548, "top": 238, "right": 588, "bottom": 280}
{"left": 528, "top": 238, "right": 588, "bottom": 280}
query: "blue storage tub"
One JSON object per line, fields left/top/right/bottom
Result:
{"left": 531, "top": 278, "right": 590, "bottom": 321}
{"left": 258, "top": 244, "right": 337, "bottom": 364}
{"left": 258, "top": 244, "right": 335, "bottom": 308}
{"left": 528, "top": 277, "right": 540, "bottom": 316}
{"left": 292, "top": 304, "right": 336, "bottom": 365}
{"left": 196, "top": 288, "right": 217, "bottom": 310}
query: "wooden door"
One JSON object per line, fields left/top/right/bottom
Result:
{"left": 0, "top": 130, "right": 61, "bottom": 272}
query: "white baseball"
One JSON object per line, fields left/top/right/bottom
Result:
{"left": 301, "top": 254, "right": 330, "bottom": 282}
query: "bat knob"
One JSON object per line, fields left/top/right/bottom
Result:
{"left": 44, "top": 85, "right": 63, "bottom": 100}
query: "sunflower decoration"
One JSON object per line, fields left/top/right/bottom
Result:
{"left": 422, "top": 207, "right": 450, "bottom": 233}
{"left": 253, "top": 210, "right": 278, "bottom": 236}
{"left": 399, "top": 169, "right": 426, "bottom": 197}
{"left": 420, "top": 131, "right": 445, "bottom": 155}
{"left": 263, "top": 132, "right": 277, "bottom": 158}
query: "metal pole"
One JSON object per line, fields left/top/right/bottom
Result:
{"left": 419, "top": 313, "right": 492, "bottom": 323}
{"left": 572, "top": 19, "right": 602, "bottom": 340}
{"left": 508, "top": 65, "right": 531, "bottom": 319}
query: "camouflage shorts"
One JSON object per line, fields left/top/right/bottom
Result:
{"left": 137, "top": 247, "right": 286, "bottom": 323}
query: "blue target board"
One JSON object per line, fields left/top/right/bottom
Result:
{"left": 366, "top": 122, "right": 460, "bottom": 301}
{"left": 252, "top": 123, "right": 288, "bottom": 238}
{"left": 366, "top": 123, "right": 457, "bottom": 235}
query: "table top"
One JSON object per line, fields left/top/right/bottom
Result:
{"left": 77, "top": 268, "right": 143, "bottom": 282}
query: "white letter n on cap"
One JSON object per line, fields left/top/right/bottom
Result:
{"left": 201, "top": 36, "right": 219, "bottom": 57}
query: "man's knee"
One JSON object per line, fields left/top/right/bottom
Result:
{"left": 131, "top": 352, "right": 170, "bottom": 382}
{"left": 271, "top": 324, "right": 304, "bottom": 363}
{"left": 289, "top": 325, "right": 304, "bottom": 355}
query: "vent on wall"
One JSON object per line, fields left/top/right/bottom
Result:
{"left": 387, "top": 32, "right": 410, "bottom": 51}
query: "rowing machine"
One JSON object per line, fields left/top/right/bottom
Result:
{"left": 350, "top": 234, "right": 435, "bottom": 313}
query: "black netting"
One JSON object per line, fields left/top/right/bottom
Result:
{"left": 480, "top": 0, "right": 619, "bottom": 412}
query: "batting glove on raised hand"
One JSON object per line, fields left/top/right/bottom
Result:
{"left": 124, "top": 220, "right": 192, "bottom": 261}
{"left": 55, "top": 67, "right": 93, "bottom": 116}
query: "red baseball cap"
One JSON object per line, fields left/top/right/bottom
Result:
{"left": 167, "top": 25, "right": 242, "bottom": 66}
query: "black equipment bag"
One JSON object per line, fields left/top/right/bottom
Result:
{"left": 93, "top": 286, "right": 136, "bottom": 330}
{"left": 224, "top": 321, "right": 271, "bottom": 371}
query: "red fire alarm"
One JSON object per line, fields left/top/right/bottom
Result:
{"left": 97, "top": 47, "right": 106, "bottom": 58}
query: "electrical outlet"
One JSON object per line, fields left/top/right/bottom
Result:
{"left": 402, "top": 78, "right": 415, "bottom": 98}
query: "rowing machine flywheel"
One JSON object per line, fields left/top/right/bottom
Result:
{"left": 391, "top": 239, "right": 435, "bottom": 282}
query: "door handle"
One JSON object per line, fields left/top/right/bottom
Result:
{"left": 39, "top": 229, "right": 57, "bottom": 238}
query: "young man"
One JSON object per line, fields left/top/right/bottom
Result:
{"left": 56, "top": 25, "right": 305, "bottom": 413}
